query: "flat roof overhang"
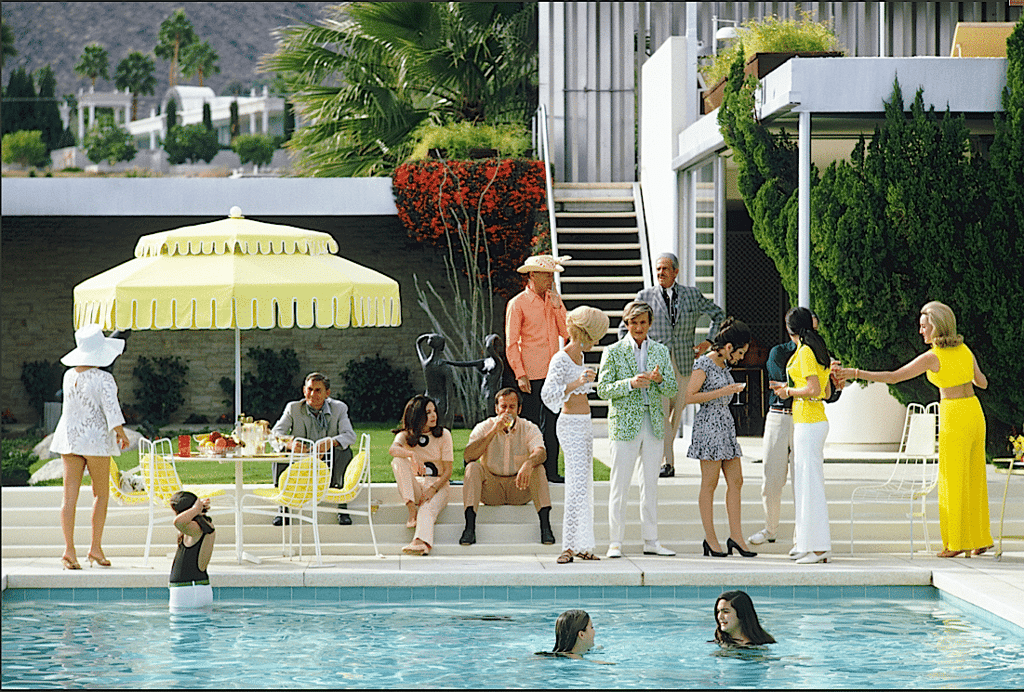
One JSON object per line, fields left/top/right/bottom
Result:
{"left": 674, "top": 56, "right": 1009, "bottom": 171}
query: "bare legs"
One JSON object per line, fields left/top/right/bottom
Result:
{"left": 698, "top": 458, "right": 751, "bottom": 553}
{"left": 61, "top": 454, "right": 111, "bottom": 564}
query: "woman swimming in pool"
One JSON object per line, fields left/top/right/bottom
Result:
{"left": 713, "top": 591, "right": 776, "bottom": 647}
{"left": 535, "top": 609, "right": 610, "bottom": 661}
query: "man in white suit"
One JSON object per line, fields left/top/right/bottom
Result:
{"left": 619, "top": 253, "right": 725, "bottom": 477}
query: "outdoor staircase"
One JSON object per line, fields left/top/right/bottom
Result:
{"left": 551, "top": 182, "right": 650, "bottom": 419}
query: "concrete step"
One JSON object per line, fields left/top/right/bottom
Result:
{"left": 554, "top": 182, "right": 634, "bottom": 189}
{"left": 6, "top": 476, "right": 1019, "bottom": 558}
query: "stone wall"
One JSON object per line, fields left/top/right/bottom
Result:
{"left": 1, "top": 215, "right": 509, "bottom": 426}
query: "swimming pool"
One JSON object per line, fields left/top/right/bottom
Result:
{"left": 3, "top": 587, "right": 1022, "bottom": 689}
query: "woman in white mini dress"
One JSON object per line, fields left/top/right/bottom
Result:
{"left": 50, "top": 325, "right": 130, "bottom": 569}
{"left": 542, "top": 306, "right": 609, "bottom": 563}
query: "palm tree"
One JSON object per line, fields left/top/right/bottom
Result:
{"left": 262, "top": 2, "right": 537, "bottom": 176}
{"left": 115, "top": 51, "right": 157, "bottom": 121}
{"left": 1, "top": 19, "right": 17, "bottom": 72}
{"left": 154, "top": 9, "right": 196, "bottom": 88}
{"left": 74, "top": 43, "right": 110, "bottom": 89}
{"left": 181, "top": 40, "right": 220, "bottom": 87}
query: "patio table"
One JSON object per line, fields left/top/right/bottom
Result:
{"left": 173, "top": 452, "right": 289, "bottom": 565}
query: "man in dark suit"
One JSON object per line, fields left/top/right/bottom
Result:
{"left": 271, "top": 372, "right": 356, "bottom": 525}
{"left": 618, "top": 253, "right": 725, "bottom": 478}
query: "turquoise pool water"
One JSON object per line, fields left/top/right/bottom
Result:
{"left": 3, "top": 586, "right": 1022, "bottom": 689}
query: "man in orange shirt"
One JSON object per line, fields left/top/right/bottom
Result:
{"left": 505, "top": 255, "right": 570, "bottom": 483}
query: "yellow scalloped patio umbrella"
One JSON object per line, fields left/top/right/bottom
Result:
{"left": 73, "top": 206, "right": 401, "bottom": 420}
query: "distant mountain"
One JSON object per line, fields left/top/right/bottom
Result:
{"left": 1, "top": 2, "right": 334, "bottom": 113}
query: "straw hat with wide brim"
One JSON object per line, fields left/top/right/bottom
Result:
{"left": 516, "top": 255, "right": 572, "bottom": 274}
{"left": 61, "top": 324, "right": 125, "bottom": 367}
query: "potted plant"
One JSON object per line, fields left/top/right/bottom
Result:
{"left": 701, "top": 12, "right": 843, "bottom": 114}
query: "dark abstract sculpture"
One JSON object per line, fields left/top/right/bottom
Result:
{"left": 416, "top": 333, "right": 458, "bottom": 429}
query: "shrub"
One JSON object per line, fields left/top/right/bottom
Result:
{"left": 133, "top": 355, "right": 189, "bottom": 426}
{"left": 2, "top": 130, "right": 50, "bottom": 167}
{"left": 21, "top": 360, "right": 64, "bottom": 422}
{"left": 392, "top": 159, "right": 547, "bottom": 300}
{"left": 165, "top": 123, "right": 219, "bottom": 164}
{"left": 82, "top": 116, "right": 137, "bottom": 165}
{"left": 409, "top": 121, "right": 532, "bottom": 161}
{"left": 2, "top": 439, "right": 37, "bottom": 487}
{"left": 218, "top": 347, "right": 300, "bottom": 421}
{"left": 231, "top": 133, "right": 275, "bottom": 167}
{"left": 338, "top": 355, "right": 414, "bottom": 423}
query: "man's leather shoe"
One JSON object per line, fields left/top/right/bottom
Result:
{"left": 547, "top": 475, "right": 565, "bottom": 484}
{"left": 338, "top": 513, "right": 352, "bottom": 525}
{"left": 272, "top": 515, "right": 290, "bottom": 527}
{"left": 606, "top": 543, "right": 623, "bottom": 558}
{"left": 459, "top": 526, "right": 476, "bottom": 545}
{"left": 540, "top": 524, "right": 556, "bottom": 545}
{"left": 659, "top": 464, "right": 675, "bottom": 478}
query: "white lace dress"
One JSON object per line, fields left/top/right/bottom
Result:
{"left": 50, "top": 368, "right": 125, "bottom": 457}
{"left": 541, "top": 351, "right": 596, "bottom": 554}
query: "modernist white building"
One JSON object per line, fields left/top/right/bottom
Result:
{"left": 126, "top": 85, "right": 286, "bottom": 150}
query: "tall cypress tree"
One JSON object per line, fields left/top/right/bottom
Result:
{"left": 34, "top": 65, "right": 64, "bottom": 151}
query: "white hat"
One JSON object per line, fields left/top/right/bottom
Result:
{"left": 516, "top": 255, "right": 572, "bottom": 274}
{"left": 61, "top": 324, "right": 125, "bottom": 367}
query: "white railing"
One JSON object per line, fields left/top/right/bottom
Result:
{"left": 532, "top": 104, "right": 560, "bottom": 267}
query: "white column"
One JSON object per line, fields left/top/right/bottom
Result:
{"left": 149, "top": 109, "right": 157, "bottom": 149}
{"left": 798, "top": 110, "right": 811, "bottom": 309}
{"left": 262, "top": 103, "right": 269, "bottom": 135}
{"left": 77, "top": 89, "right": 85, "bottom": 139}
{"left": 88, "top": 104, "right": 95, "bottom": 130}
{"left": 250, "top": 111, "right": 257, "bottom": 134}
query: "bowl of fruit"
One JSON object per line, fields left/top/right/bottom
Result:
{"left": 194, "top": 431, "right": 240, "bottom": 457}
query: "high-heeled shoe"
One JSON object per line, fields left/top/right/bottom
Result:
{"left": 87, "top": 553, "right": 111, "bottom": 568}
{"left": 703, "top": 540, "right": 728, "bottom": 557}
{"left": 61, "top": 556, "right": 81, "bottom": 570}
{"left": 727, "top": 537, "right": 757, "bottom": 558}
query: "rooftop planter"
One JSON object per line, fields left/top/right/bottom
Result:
{"left": 702, "top": 51, "right": 843, "bottom": 114}
{"left": 700, "top": 12, "right": 844, "bottom": 114}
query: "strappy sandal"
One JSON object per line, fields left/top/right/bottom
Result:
{"left": 574, "top": 551, "right": 600, "bottom": 561}
{"left": 937, "top": 548, "right": 967, "bottom": 558}
{"left": 87, "top": 553, "right": 111, "bottom": 567}
{"left": 61, "top": 556, "right": 81, "bottom": 570}
{"left": 557, "top": 550, "right": 574, "bottom": 564}
{"left": 971, "top": 545, "right": 993, "bottom": 556}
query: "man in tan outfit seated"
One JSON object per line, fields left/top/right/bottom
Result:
{"left": 460, "top": 388, "right": 555, "bottom": 546}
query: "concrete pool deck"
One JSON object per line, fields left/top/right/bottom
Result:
{"left": 3, "top": 435, "right": 1022, "bottom": 631}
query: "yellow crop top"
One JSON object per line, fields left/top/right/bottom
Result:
{"left": 925, "top": 344, "right": 975, "bottom": 389}
{"left": 787, "top": 344, "right": 830, "bottom": 424}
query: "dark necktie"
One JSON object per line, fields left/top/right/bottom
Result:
{"left": 663, "top": 288, "right": 676, "bottom": 325}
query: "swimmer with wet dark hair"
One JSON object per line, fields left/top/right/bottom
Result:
{"left": 713, "top": 591, "right": 776, "bottom": 647}
{"left": 168, "top": 490, "right": 216, "bottom": 612}
{"left": 536, "top": 610, "right": 614, "bottom": 663}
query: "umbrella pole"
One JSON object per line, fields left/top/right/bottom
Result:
{"left": 235, "top": 325, "right": 242, "bottom": 422}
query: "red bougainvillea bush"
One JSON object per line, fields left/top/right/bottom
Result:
{"left": 392, "top": 159, "right": 547, "bottom": 300}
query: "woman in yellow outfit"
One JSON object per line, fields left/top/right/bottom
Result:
{"left": 837, "top": 301, "right": 992, "bottom": 557}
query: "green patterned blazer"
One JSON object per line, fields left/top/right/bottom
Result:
{"left": 597, "top": 336, "right": 678, "bottom": 442}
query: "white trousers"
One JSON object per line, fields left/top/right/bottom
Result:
{"left": 760, "top": 411, "right": 794, "bottom": 537}
{"left": 608, "top": 412, "right": 662, "bottom": 545}
{"left": 557, "top": 413, "right": 595, "bottom": 553}
{"left": 793, "top": 420, "right": 831, "bottom": 552}
{"left": 168, "top": 583, "right": 213, "bottom": 612}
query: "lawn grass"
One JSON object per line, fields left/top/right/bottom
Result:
{"left": 25, "top": 423, "right": 611, "bottom": 486}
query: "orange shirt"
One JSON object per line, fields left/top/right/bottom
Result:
{"left": 505, "top": 286, "right": 568, "bottom": 380}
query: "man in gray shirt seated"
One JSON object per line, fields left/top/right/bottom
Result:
{"left": 271, "top": 372, "right": 356, "bottom": 525}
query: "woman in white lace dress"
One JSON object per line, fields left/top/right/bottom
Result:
{"left": 542, "top": 306, "right": 609, "bottom": 563}
{"left": 50, "top": 325, "right": 130, "bottom": 570}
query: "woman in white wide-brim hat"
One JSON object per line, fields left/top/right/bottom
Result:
{"left": 50, "top": 324, "right": 129, "bottom": 570}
